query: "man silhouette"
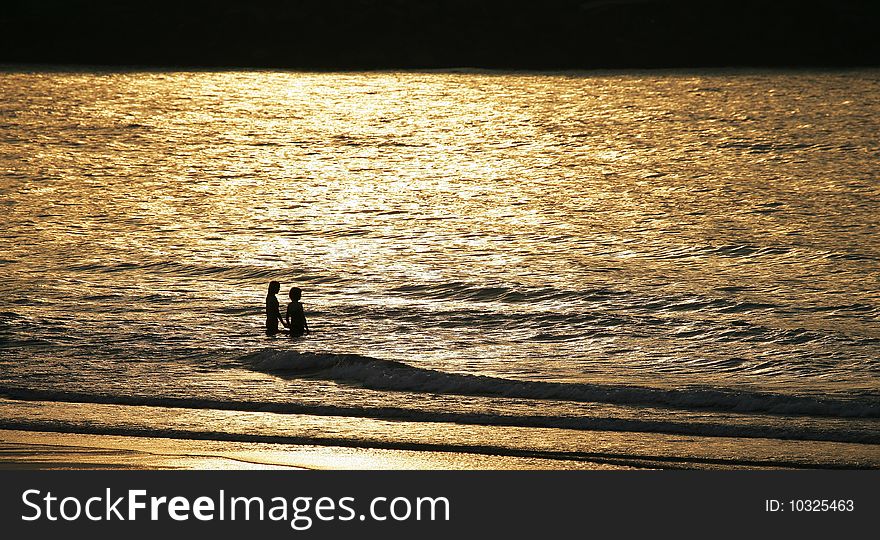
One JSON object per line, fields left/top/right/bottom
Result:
{"left": 285, "top": 287, "right": 310, "bottom": 338}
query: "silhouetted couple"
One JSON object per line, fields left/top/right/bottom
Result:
{"left": 266, "top": 281, "right": 310, "bottom": 337}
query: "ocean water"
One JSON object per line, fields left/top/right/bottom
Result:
{"left": 0, "top": 68, "right": 878, "bottom": 469}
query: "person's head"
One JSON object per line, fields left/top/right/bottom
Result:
{"left": 268, "top": 281, "right": 281, "bottom": 295}
{"left": 289, "top": 287, "right": 302, "bottom": 301}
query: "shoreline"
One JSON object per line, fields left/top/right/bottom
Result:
{"left": 0, "top": 430, "right": 302, "bottom": 470}
{"left": 3, "top": 397, "right": 878, "bottom": 471}
{"left": 0, "top": 430, "right": 633, "bottom": 470}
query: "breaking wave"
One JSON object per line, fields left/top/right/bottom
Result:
{"left": 243, "top": 349, "right": 880, "bottom": 419}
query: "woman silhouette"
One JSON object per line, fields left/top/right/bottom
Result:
{"left": 265, "top": 281, "right": 287, "bottom": 335}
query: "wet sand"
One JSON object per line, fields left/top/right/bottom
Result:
{"left": 0, "top": 429, "right": 631, "bottom": 470}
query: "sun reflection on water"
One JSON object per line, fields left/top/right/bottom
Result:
{"left": 1, "top": 69, "right": 878, "bottom": 406}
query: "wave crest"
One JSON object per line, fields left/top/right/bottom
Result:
{"left": 242, "top": 349, "right": 880, "bottom": 418}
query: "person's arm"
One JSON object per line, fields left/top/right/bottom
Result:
{"left": 276, "top": 300, "right": 288, "bottom": 328}
{"left": 283, "top": 304, "right": 292, "bottom": 328}
{"left": 302, "top": 304, "right": 310, "bottom": 334}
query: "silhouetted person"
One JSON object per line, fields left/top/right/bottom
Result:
{"left": 285, "top": 287, "right": 310, "bottom": 338}
{"left": 266, "top": 281, "right": 287, "bottom": 335}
